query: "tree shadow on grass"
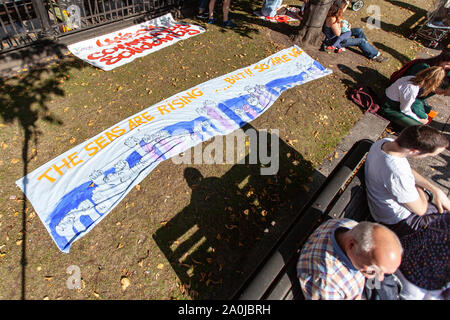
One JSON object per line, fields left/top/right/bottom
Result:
{"left": 153, "top": 124, "right": 324, "bottom": 299}
{"left": 372, "top": 41, "right": 411, "bottom": 65}
{"left": 360, "top": 0, "right": 428, "bottom": 39}
{"left": 0, "top": 40, "right": 88, "bottom": 299}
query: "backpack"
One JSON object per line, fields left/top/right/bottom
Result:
{"left": 388, "top": 59, "right": 424, "bottom": 84}
{"left": 348, "top": 86, "right": 381, "bottom": 115}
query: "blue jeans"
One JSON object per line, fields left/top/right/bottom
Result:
{"left": 332, "top": 30, "right": 352, "bottom": 49}
{"left": 262, "top": 0, "right": 283, "bottom": 17}
{"left": 385, "top": 203, "right": 446, "bottom": 239}
{"left": 340, "top": 28, "right": 379, "bottom": 59}
{"left": 199, "top": 0, "right": 209, "bottom": 10}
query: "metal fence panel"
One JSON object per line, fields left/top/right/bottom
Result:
{"left": 0, "top": 0, "right": 184, "bottom": 53}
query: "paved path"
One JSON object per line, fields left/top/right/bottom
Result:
{"left": 311, "top": 47, "right": 449, "bottom": 197}
{"left": 399, "top": 48, "right": 449, "bottom": 197}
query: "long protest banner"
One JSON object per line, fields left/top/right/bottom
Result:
{"left": 67, "top": 13, "right": 205, "bottom": 71}
{"left": 16, "top": 46, "right": 332, "bottom": 253}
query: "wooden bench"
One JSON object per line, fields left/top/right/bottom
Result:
{"left": 232, "top": 139, "right": 374, "bottom": 300}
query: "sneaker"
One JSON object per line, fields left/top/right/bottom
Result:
{"left": 207, "top": 18, "right": 216, "bottom": 24}
{"left": 196, "top": 12, "right": 209, "bottom": 19}
{"left": 335, "top": 48, "right": 346, "bottom": 53}
{"left": 325, "top": 46, "right": 336, "bottom": 53}
{"left": 222, "top": 20, "right": 236, "bottom": 28}
{"left": 373, "top": 54, "right": 389, "bottom": 63}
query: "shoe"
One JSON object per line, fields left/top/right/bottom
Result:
{"left": 196, "top": 12, "right": 209, "bottom": 19}
{"left": 207, "top": 18, "right": 216, "bottom": 24}
{"left": 335, "top": 48, "right": 346, "bottom": 53}
{"left": 325, "top": 46, "right": 336, "bottom": 53}
{"left": 373, "top": 54, "right": 389, "bottom": 63}
{"left": 222, "top": 20, "right": 236, "bottom": 28}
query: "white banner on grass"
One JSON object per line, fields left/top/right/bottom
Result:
{"left": 16, "top": 46, "right": 331, "bottom": 253}
{"left": 67, "top": 13, "right": 205, "bottom": 71}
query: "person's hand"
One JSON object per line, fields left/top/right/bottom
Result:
{"left": 431, "top": 187, "right": 450, "bottom": 213}
{"left": 419, "top": 118, "right": 429, "bottom": 124}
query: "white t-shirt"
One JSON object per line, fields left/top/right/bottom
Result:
{"left": 364, "top": 138, "right": 419, "bottom": 224}
{"left": 385, "top": 76, "right": 422, "bottom": 122}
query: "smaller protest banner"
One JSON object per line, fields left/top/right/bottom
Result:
{"left": 253, "top": 7, "right": 302, "bottom": 23}
{"left": 67, "top": 13, "right": 205, "bottom": 71}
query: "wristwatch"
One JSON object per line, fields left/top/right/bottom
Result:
{"left": 423, "top": 189, "right": 434, "bottom": 203}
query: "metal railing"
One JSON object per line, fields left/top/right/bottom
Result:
{"left": 0, "top": 0, "right": 186, "bottom": 53}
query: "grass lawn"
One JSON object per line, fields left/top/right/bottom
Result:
{"left": 0, "top": 0, "right": 433, "bottom": 299}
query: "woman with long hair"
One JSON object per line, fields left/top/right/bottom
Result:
{"left": 390, "top": 48, "right": 450, "bottom": 95}
{"left": 323, "top": 0, "right": 387, "bottom": 62}
{"left": 383, "top": 66, "right": 446, "bottom": 124}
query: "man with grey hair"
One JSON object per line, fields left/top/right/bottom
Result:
{"left": 297, "top": 218, "right": 403, "bottom": 300}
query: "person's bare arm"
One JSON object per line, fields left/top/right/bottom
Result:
{"left": 404, "top": 186, "right": 429, "bottom": 216}
{"left": 412, "top": 169, "right": 450, "bottom": 213}
{"left": 326, "top": 17, "right": 342, "bottom": 36}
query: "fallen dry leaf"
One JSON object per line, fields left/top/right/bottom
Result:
{"left": 120, "top": 277, "right": 130, "bottom": 291}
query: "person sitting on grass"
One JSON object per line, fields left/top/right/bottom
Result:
{"left": 364, "top": 125, "right": 450, "bottom": 239}
{"left": 383, "top": 66, "right": 446, "bottom": 125}
{"left": 389, "top": 48, "right": 450, "bottom": 97}
{"left": 261, "top": 0, "right": 285, "bottom": 17}
{"left": 208, "top": 0, "right": 236, "bottom": 28}
{"left": 297, "top": 218, "right": 403, "bottom": 300}
{"left": 323, "top": 0, "right": 387, "bottom": 61}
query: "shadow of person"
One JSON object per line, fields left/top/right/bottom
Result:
{"left": 153, "top": 126, "right": 320, "bottom": 299}
{"left": 336, "top": 63, "right": 389, "bottom": 96}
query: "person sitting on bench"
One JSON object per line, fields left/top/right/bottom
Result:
{"left": 395, "top": 212, "right": 450, "bottom": 300}
{"left": 297, "top": 219, "right": 403, "bottom": 300}
{"left": 364, "top": 125, "right": 450, "bottom": 238}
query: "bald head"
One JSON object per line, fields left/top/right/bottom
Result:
{"left": 371, "top": 226, "right": 403, "bottom": 275}
{"left": 343, "top": 222, "right": 403, "bottom": 280}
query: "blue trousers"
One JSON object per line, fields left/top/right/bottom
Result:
{"left": 340, "top": 28, "right": 379, "bottom": 59}
{"left": 331, "top": 31, "right": 352, "bottom": 49}
{"left": 386, "top": 203, "right": 447, "bottom": 239}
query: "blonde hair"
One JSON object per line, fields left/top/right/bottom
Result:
{"left": 411, "top": 66, "right": 446, "bottom": 96}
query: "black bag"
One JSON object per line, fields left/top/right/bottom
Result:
{"left": 364, "top": 274, "right": 402, "bottom": 300}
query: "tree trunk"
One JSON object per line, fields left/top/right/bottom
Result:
{"left": 293, "top": 0, "right": 335, "bottom": 47}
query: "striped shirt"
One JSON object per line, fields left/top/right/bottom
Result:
{"left": 297, "top": 219, "right": 366, "bottom": 300}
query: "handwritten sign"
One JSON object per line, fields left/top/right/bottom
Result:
{"left": 68, "top": 13, "right": 205, "bottom": 70}
{"left": 16, "top": 46, "right": 331, "bottom": 252}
